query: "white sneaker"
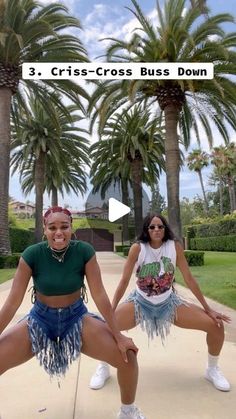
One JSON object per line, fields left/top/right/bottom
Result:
{"left": 117, "top": 405, "right": 146, "bottom": 419}
{"left": 89, "top": 363, "right": 110, "bottom": 390}
{"left": 205, "top": 366, "right": 230, "bottom": 391}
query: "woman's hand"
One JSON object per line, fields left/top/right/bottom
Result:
{"left": 205, "top": 307, "right": 231, "bottom": 327}
{"left": 115, "top": 333, "right": 139, "bottom": 362}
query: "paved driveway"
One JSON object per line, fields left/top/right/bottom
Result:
{"left": 0, "top": 252, "right": 235, "bottom": 419}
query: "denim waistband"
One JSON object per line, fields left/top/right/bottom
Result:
{"left": 33, "top": 297, "right": 86, "bottom": 315}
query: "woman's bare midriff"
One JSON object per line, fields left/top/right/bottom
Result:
{"left": 35, "top": 289, "right": 82, "bottom": 308}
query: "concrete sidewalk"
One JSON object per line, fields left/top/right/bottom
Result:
{"left": 0, "top": 252, "right": 235, "bottom": 419}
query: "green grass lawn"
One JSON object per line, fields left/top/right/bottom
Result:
{"left": 175, "top": 251, "right": 236, "bottom": 310}
{"left": 13, "top": 218, "right": 122, "bottom": 232}
{"left": 0, "top": 269, "right": 15, "bottom": 284}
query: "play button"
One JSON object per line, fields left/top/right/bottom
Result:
{"left": 108, "top": 198, "right": 130, "bottom": 222}
{"left": 75, "top": 182, "right": 150, "bottom": 246}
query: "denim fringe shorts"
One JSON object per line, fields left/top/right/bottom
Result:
{"left": 27, "top": 298, "right": 88, "bottom": 377}
{"left": 126, "top": 289, "right": 187, "bottom": 343}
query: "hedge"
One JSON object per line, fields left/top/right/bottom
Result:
{"left": 120, "top": 247, "right": 204, "bottom": 265}
{"left": 186, "top": 219, "right": 236, "bottom": 239}
{"left": 9, "top": 227, "right": 35, "bottom": 253}
{"left": 115, "top": 245, "right": 125, "bottom": 252}
{"left": 184, "top": 250, "right": 204, "bottom": 266}
{"left": 123, "top": 246, "right": 131, "bottom": 256}
{"left": 190, "top": 234, "right": 236, "bottom": 252}
{"left": 0, "top": 253, "right": 21, "bottom": 268}
{"left": 128, "top": 226, "right": 135, "bottom": 241}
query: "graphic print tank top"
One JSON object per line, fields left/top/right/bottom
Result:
{"left": 135, "top": 240, "right": 176, "bottom": 304}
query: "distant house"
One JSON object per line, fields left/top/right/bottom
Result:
{"left": 9, "top": 201, "right": 35, "bottom": 218}
{"left": 71, "top": 206, "right": 108, "bottom": 220}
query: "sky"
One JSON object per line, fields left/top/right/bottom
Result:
{"left": 9, "top": 0, "right": 236, "bottom": 210}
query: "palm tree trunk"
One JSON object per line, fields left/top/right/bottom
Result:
{"left": 121, "top": 178, "right": 129, "bottom": 243}
{"left": 228, "top": 175, "right": 236, "bottom": 212}
{"left": 219, "top": 179, "right": 224, "bottom": 215}
{"left": 0, "top": 88, "right": 12, "bottom": 255}
{"left": 164, "top": 105, "right": 182, "bottom": 242}
{"left": 131, "top": 159, "right": 143, "bottom": 237}
{"left": 198, "top": 169, "right": 209, "bottom": 215}
{"left": 51, "top": 185, "right": 58, "bottom": 207}
{"left": 232, "top": 179, "right": 236, "bottom": 211}
{"left": 34, "top": 151, "right": 46, "bottom": 242}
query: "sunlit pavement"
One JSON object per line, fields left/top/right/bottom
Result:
{"left": 0, "top": 252, "right": 235, "bottom": 419}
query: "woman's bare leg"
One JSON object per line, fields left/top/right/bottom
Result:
{"left": 174, "top": 303, "right": 224, "bottom": 355}
{"left": 114, "top": 302, "right": 137, "bottom": 331}
{"left": 115, "top": 301, "right": 224, "bottom": 355}
{"left": 82, "top": 315, "right": 138, "bottom": 404}
{"left": 174, "top": 303, "right": 231, "bottom": 391}
{"left": 0, "top": 320, "right": 34, "bottom": 374}
{"left": 116, "top": 301, "right": 224, "bottom": 355}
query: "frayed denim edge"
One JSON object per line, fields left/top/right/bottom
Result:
{"left": 27, "top": 315, "right": 84, "bottom": 378}
{"left": 126, "top": 290, "right": 188, "bottom": 344}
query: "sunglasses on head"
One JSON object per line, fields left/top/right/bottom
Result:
{"left": 148, "top": 224, "right": 165, "bottom": 230}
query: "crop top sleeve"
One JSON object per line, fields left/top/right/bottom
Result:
{"left": 21, "top": 243, "right": 38, "bottom": 270}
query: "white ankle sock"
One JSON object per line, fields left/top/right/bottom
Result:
{"left": 208, "top": 353, "right": 219, "bottom": 368}
{"left": 121, "top": 403, "right": 134, "bottom": 413}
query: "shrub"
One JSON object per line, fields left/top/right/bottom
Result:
{"left": 191, "top": 212, "right": 236, "bottom": 225}
{"left": 123, "top": 246, "right": 131, "bottom": 256}
{"left": 184, "top": 250, "right": 204, "bottom": 266}
{"left": 186, "top": 226, "right": 195, "bottom": 238}
{"left": 115, "top": 245, "right": 124, "bottom": 252}
{"left": 185, "top": 226, "right": 196, "bottom": 246}
{"left": 0, "top": 254, "right": 21, "bottom": 268}
{"left": 0, "top": 256, "right": 5, "bottom": 268}
{"left": 8, "top": 211, "right": 17, "bottom": 226}
{"left": 9, "top": 227, "right": 35, "bottom": 253}
{"left": 190, "top": 235, "right": 236, "bottom": 252}
{"left": 128, "top": 226, "right": 135, "bottom": 241}
{"left": 186, "top": 219, "right": 236, "bottom": 239}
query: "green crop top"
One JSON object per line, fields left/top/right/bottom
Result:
{"left": 21, "top": 240, "right": 95, "bottom": 296}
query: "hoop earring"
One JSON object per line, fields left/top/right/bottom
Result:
{"left": 42, "top": 234, "right": 47, "bottom": 241}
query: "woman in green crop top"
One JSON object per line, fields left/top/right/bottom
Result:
{"left": 0, "top": 206, "right": 145, "bottom": 419}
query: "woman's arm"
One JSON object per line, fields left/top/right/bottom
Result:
{"left": 112, "top": 243, "right": 141, "bottom": 310}
{"left": 85, "top": 255, "right": 138, "bottom": 361}
{"left": 0, "top": 257, "right": 32, "bottom": 334}
{"left": 175, "top": 241, "right": 231, "bottom": 325}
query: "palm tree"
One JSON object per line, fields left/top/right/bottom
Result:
{"left": 90, "top": 105, "right": 165, "bottom": 236}
{"left": 208, "top": 169, "right": 226, "bottom": 216}
{"left": 190, "top": 0, "right": 208, "bottom": 14}
{"left": 0, "top": 0, "right": 89, "bottom": 254}
{"left": 11, "top": 98, "right": 90, "bottom": 242}
{"left": 149, "top": 184, "right": 166, "bottom": 214}
{"left": 45, "top": 159, "right": 89, "bottom": 208}
{"left": 88, "top": 0, "right": 236, "bottom": 240}
{"left": 187, "top": 149, "right": 209, "bottom": 214}
{"left": 90, "top": 150, "right": 131, "bottom": 242}
{"left": 18, "top": 112, "right": 90, "bottom": 210}
{"left": 211, "top": 144, "right": 236, "bottom": 212}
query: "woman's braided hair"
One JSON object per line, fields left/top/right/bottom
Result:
{"left": 43, "top": 206, "right": 72, "bottom": 224}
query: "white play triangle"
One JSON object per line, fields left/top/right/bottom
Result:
{"left": 108, "top": 198, "right": 131, "bottom": 222}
